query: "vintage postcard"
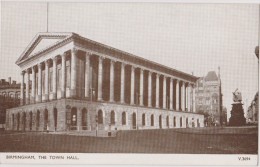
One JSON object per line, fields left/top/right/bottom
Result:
{"left": 0, "top": 1, "right": 259, "bottom": 166}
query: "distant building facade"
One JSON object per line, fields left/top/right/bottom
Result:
{"left": 5, "top": 33, "right": 204, "bottom": 135}
{"left": 247, "top": 92, "right": 258, "bottom": 124}
{"left": 195, "top": 69, "right": 223, "bottom": 126}
{"left": 0, "top": 77, "right": 21, "bottom": 129}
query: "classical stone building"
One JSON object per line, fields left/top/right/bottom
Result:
{"left": 5, "top": 32, "right": 204, "bottom": 134}
{"left": 195, "top": 69, "right": 223, "bottom": 126}
{"left": 247, "top": 92, "right": 259, "bottom": 124}
{"left": 0, "top": 77, "right": 21, "bottom": 130}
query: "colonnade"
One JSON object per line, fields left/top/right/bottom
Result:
{"left": 20, "top": 48, "right": 196, "bottom": 112}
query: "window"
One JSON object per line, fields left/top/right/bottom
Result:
{"left": 57, "top": 68, "right": 61, "bottom": 90}
{"left": 66, "top": 62, "right": 71, "bottom": 88}
{"left": 122, "top": 112, "right": 126, "bottom": 125}
{"left": 42, "top": 71, "right": 45, "bottom": 93}
{"left": 49, "top": 70, "right": 53, "bottom": 92}
{"left": 35, "top": 73, "right": 38, "bottom": 94}
{"left": 98, "top": 110, "right": 103, "bottom": 124}
{"left": 180, "top": 117, "right": 182, "bottom": 127}
{"left": 166, "top": 116, "right": 169, "bottom": 127}
{"left": 151, "top": 114, "right": 154, "bottom": 126}
{"left": 110, "top": 111, "right": 115, "bottom": 125}
{"left": 142, "top": 114, "right": 145, "bottom": 126}
{"left": 173, "top": 117, "right": 176, "bottom": 127}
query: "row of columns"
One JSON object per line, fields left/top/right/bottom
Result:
{"left": 97, "top": 56, "right": 196, "bottom": 112}
{"left": 20, "top": 47, "right": 195, "bottom": 112}
{"left": 20, "top": 48, "right": 82, "bottom": 105}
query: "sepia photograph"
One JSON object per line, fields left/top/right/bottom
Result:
{"left": 0, "top": 1, "right": 259, "bottom": 166}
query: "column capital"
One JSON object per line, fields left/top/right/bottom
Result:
{"left": 37, "top": 63, "right": 43, "bottom": 69}
{"left": 131, "top": 65, "right": 136, "bottom": 71}
{"left": 71, "top": 48, "right": 79, "bottom": 54}
{"left": 156, "top": 73, "right": 161, "bottom": 77}
{"left": 121, "top": 62, "right": 126, "bottom": 67}
{"left": 32, "top": 65, "right": 37, "bottom": 72}
{"left": 20, "top": 71, "right": 25, "bottom": 76}
{"left": 99, "top": 56, "right": 105, "bottom": 62}
{"left": 110, "top": 59, "right": 116, "bottom": 64}
{"left": 45, "top": 59, "right": 51, "bottom": 67}
{"left": 62, "top": 52, "right": 68, "bottom": 58}
{"left": 26, "top": 68, "right": 31, "bottom": 73}
{"left": 53, "top": 56, "right": 59, "bottom": 63}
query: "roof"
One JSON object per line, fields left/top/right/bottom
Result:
{"left": 16, "top": 32, "right": 198, "bottom": 83}
{"left": 205, "top": 71, "right": 218, "bottom": 81}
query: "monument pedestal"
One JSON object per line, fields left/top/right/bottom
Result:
{"left": 229, "top": 102, "right": 246, "bottom": 126}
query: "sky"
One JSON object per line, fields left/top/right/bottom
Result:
{"left": 1, "top": 2, "right": 259, "bottom": 119}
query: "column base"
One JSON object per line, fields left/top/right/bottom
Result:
{"left": 52, "top": 93, "right": 57, "bottom": 100}
{"left": 44, "top": 94, "right": 49, "bottom": 102}
{"left": 97, "top": 98, "right": 103, "bottom": 101}
{"left": 30, "top": 97, "right": 35, "bottom": 104}
{"left": 61, "top": 91, "right": 66, "bottom": 98}
{"left": 37, "top": 95, "right": 42, "bottom": 103}
{"left": 109, "top": 99, "right": 115, "bottom": 103}
{"left": 26, "top": 98, "right": 30, "bottom": 105}
{"left": 70, "top": 89, "right": 76, "bottom": 98}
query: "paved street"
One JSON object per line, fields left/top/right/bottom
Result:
{"left": 0, "top": 127, "right": 257, "bottom": 154}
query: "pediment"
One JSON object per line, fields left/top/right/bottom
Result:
{"left": 16, "top": 32, "right": 74, "bottom": 64}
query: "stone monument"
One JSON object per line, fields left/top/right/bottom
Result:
{"left": 229, "top": 89, "right": 246, "bottom": 126}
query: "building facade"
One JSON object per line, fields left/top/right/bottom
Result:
{"left": 195, "top": 69, "right": 223, "bottom": 126}
{"left": 247, "top": 92, "right": 258, "bottom": 124}
{"left": 5, "top": 32, "right": 204, "bottom": 134}
{"left": 0, "top": 78, "right": 21, "bottom": 130}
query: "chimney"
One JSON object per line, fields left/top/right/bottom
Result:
{"left": 8, "top": 77, "right": 11, "bottom": 85}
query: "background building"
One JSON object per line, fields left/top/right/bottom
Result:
{"left": 195, "top": 68, "right": 223, "bottom": 126}
{"left": 0, "top": 77, "right": 21, "bottom": 130}
{"left": 246, "top": 91, "right": 258, "bottom": 124}
{"left": 5, "top": 32, "right": 204, "bottom": 136}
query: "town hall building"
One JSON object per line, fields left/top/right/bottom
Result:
{"left": 5, "top": 32, "right": 204, "bottom": 135}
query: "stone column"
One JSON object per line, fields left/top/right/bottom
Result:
{"left": 139, "top": 68, "right": 144, "bottom": 106}
{"left": 61, "top": 53, "right": 66, "bottom": 98}
{"left": 20, "top": 71, "right": 25, "bottom": 105}
{"left": 109, "top": 60, "right": 115, "bottom": 102}
{"left": 148, "top": 71, "right": 152, "bottom": 107}
{"left": 163, "top": 76, "right": 166, "bottom": 109}
{"left": 155, "top": 74, "right": 160, "bottom": 108}
{"left": 25, "top": 69, "right": 30, "bottom": 105}
{"left": 37, "top": 63, "right": 42, "bottom": 102}
{"left": 187, "top": 84, "right": 191, "bottom": 112}
{"left": 70, "top": 48, "right": 78, "bottom": 98}
{"left": 192, "top": 85, "right": 196, "bottom": 112}
{"left": 44, "top": 60, "right": 49, "bottom": 101}
{"left": 77, "top": 109, "right": 82, "bottom": 131}
{"left": 181, "top": 82, "right": 186, "bottom": 111}
{"left": 176, "top": 79, "right": 179, "bottom": 111}
{"left": 52, "top": 57, "right": 58, "bottom": 100}
{"left": 120, "top": 62, "right": 125, "bottom": 103}
{"left": 97, "top": 56, "right": 103, "bottom": 101}
{"left": 130, "top": 66, "right": 135, "bottom": 105}
{"left": 169, "top": 78, "right": 173, "bottom": 110}
{"left": 31, "top": 66, "right": 36, "bottom": 103}
{"left": 85, "top": 53, "right": 90, "bottom": 98}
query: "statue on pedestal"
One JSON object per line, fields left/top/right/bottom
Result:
{"left": 229, "top": 89, "right": 246, "bottom": 126}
